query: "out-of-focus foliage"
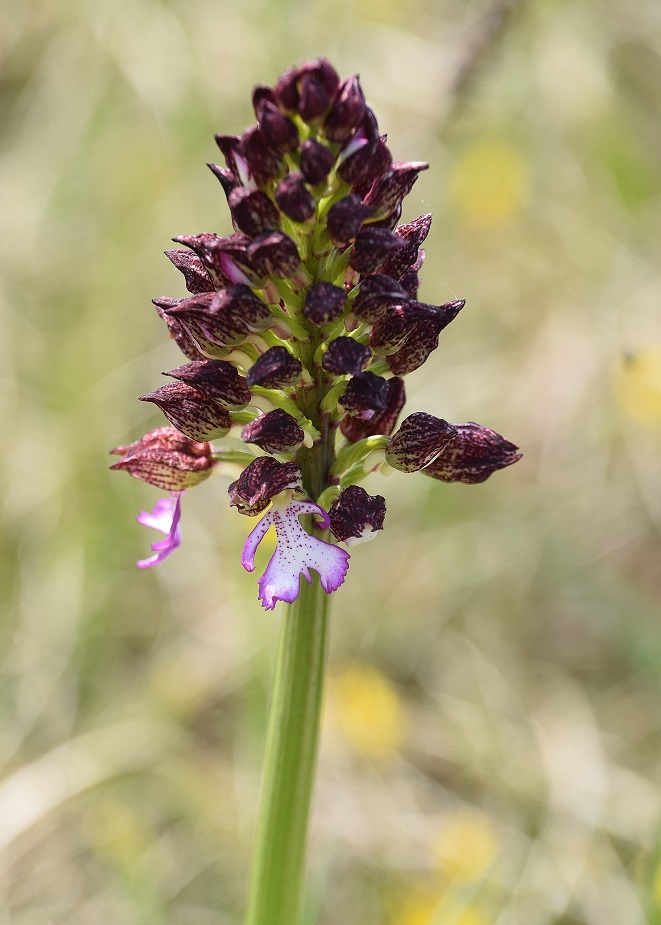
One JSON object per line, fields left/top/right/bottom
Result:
{"left": 1, "top": 0, "right": 661, "bottom": 922}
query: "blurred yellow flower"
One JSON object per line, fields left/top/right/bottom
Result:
{"left": 83, "top": 798, "right": 151, "bottom": 865}
{"left": 331, "top": 662, "right": 406, "bottom": 757}
{"left": 613, "top": 348, "right": 661, "bottom": 428}
{"left": 653, "top": 856, "right": 661, "bottom": 908}
{"left": 450, "top": 138, "right": 528, "bottom": 230}
{"left": 390, "top": 886, "right": 490, "bottom": 925}
{"left": 431, "top": 810, "right": 499, "bottom": 883}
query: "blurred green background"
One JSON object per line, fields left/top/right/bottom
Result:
{"left": 2, "top": 0, "right": 661, "bottom": 922}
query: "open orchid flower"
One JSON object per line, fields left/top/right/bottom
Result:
{"left": 241, "top": 493, "right": 350, "bottom": 610}
{"left": 111, "top": 58, "right": 521, "bottom": 610}
{"left": 136, "top": 492, "right": 183, "bottom": 568}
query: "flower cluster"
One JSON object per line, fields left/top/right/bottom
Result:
{"left": 111, "top": 58, "right": 521, "bottom": 610}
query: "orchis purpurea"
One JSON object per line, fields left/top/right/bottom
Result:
{"left": 110, "top": 58, "right": 521, "bottom": 610}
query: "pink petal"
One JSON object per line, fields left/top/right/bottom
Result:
{"left": 136, "top": 492, "right": 183, "bottom": 568}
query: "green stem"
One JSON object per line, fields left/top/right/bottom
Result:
{"left": 244, "top": 564, "right": 330, "bottom": 925}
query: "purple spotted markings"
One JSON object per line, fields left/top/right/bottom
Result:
{"left": 111, "top": 58, "right": 521, "bottom": 610}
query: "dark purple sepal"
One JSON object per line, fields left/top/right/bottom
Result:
{"left": 154, "top": 300, "right": 208, "bottom": 361}
{"left": 323, "top": 75, "right": 366, "bottom": 142}
{"left": 246, "top": 346, "right": 303, "bottom": 389}
{"left": 248, "top": 231, "right": 300, "bottom": 278}
{"left": 386, "top": 412, "right": 458, "bottom": 473}
{"left": 300, "top": 139, "right": 335, "bottom": 185}
{"left": 326, "top": 194, "right": 374, "bottom": 246}
{"left": 171, "top": 234, "right": 234, "bottom": 289}
{"left": 337, "top": 108, "right": 385, "bottom": 186}
{"left": 274, "top": 66, "right": 299, "bottom": 111}
{"left": 349, "top": 227, "right": 405, "bottom": 276}
{"left": 399, "top": 265, "right": 421, "bottom": 300}
{"left": 228, "top": 457, "right": 303, "bottom": 515}
{"left": 228, "top": 187, "right": 281, "bottom": 237}
{"left": 362, "top": 161, "right": 429, "bottom": 217}
{"left": 386, "top": 300, "right": 465, "bottom": 375}
{"left": 252, "top": 84, "right": 278, "bottom": 112}
{"left": 110, "top": 426, "right": 214, "bottom": 490}
{"left": 380, "top": 213, "right": 432, "bottom": 280}
{"left": 164, "top": 359, "right": 251, "bottom": 409}
{"left": 322, "top": 337, "right": 372, "bottom": 375}
{"left": 352, "top": 274, "right": 408, "bottom": 323}
{"left": 329, "top": 485, "right": 386, "bottom": 545}
{"left": 306, "top": 57, "right": 341, "bottom": 96}
{"left": 214, "top": 134, "right": 251, "bottom": 185}
{"left": 298, "top": 72, "right": 331, "bottom": 122}
{"left": 139, "top": 382, "right": 232, "bottom": 442}
{"left": 422, "top": 423, "right": 522, "bottom": 484}
{"left": 164, "top": 249, "right": 216, "bottom": 294}
{"left": 340, "top": 376, "right": 406, "bottom": 442}
{"left": 255, "top": 99, "right": 299, "bottom": 153}
{"left": 275, "top": 173, "right": 316, "bottom": 223}
{"left": 207, "top": 162, "right": 238, "bottom": 199}
{"left": 339, "top": 371, "right": 389, "bottom": 416}
{"left": 241, "top": 409, "right": 305, "bottom": 454}
{"left": 241, "top": 126, "right": 283, "bottom": 186}
{"left": 303, "top": 282, "right": 346, "bottom": 325}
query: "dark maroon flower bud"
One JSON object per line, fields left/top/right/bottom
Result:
{"left": 165, "top": 249, "right": 215, "bottom": 294}
{"left": 241, "top": 409, "right": 305, "bottom": 454}
{"left": 339, "top": 371, "right": 389, "bottom": 416}
{"left": 248, "top": 230, "right": 300, "bottom": 278}
{"left": 154, "top": 300, "right": 207, "bottom": 361}
{"left": 213, "top": 284, "right": 273, "bottom": 336}
{"left": 322, "top": 337, "right": 371, "bottom": 375}
{"left": 340, "top": 376, "right": 406, "bottom": 442}
{"left": 274, "top": 66, "right": 299, "bottom": 111}
{"left": 371, "top": 300, "right": 465, "bottom": 374}
{"left": 164, "top": 359, "right": 251, "bottom": 409}
{"left": 303, "top": 57, "right": 341, "bottom": 96}
{"left": 110, "top": 426, "right": 214, "bottom": 490}
{"left": 171, "top": 234, "right": 234, "bottom": 289}
{"left": 228, "top": 187, "right": 281, "bottom": 237}
{"left": 303, "top": 282, "right": 346, "bottom": 325}
{"left": 207, "top": 162, "right": 238, "bottom": 199}
{"left": 298, "top": 73, "right": 330, "bottom": 122}
{"left": 399, "top": 267, "right": 421, "bottom": 300}
{"left": 139, "top": 382, "right": 232, "bottom": 442}
{"left": 329, "top": 485, "right": 386, "bottom": 545}
{"left": 241, "top": 126, "right": 283, "bottom": 186}
{"left": 326, "top": 194, "right": 374, "bottom": 246}
{"left": 210, "top": 234, "right": 260, "bottom": 284}
{"left": 255, "top": 99, "right": 299, "bottom": 153}
{"left": 300, "top": 139, "right": 335, "bottom": 185}
{"left": 386, "top": 413, "right": 458, "bottom": 472}
{"left": 246, "top": 346, "right": 303, "bottom": 389}
{"left": 252, "top": 84, "right": 278, "bottom": 113}
{"left": 275, "top": 173, "right": 316, "bottom": 222}
{"left": 228, "top": 457, "right": 303, "bottom": 515}
{"left": 380, "top": 213, "right": 432, "bottom": 280}
{"left": 349, "top": 227, "right": 405, "bottom": 276}
{"left": 363, "top": 161, "right": 429, "bottom": 218}
{"left": 370, "top": 203, "right": 403, "bottom": 232}
{"left": 163, "top": 285, "right": 271, "bottom": 351}
{"left": 323, "top": 75, "right": 366, "bottom": 142}
{"left": 422, "top": 423, "right": 522, "bottom": 484}
{"left": 157, "top": 292, "right": 227, "bottom": 356}
{"left": 352, "top": 274, "right": 408, "bottom": 323}
{"left": 214, "top": 134, "right": 251, "bottom": 185}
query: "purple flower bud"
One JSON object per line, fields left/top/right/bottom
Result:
{"left": 298, "top": 72, "right": 331, "bottom": 122}
{"left": 228, "top": 187, "right": 281, "bottom": 237}
{"left": 241, "top": 409, "right": 305, "bottom": 454}
{"left": 337, "top": 109, "right": 391, "bottom": 186}
{"left": 323, "top": 75, "right": 366, "bottom": 142}
{"left": 329, "top": 485, "right": 386, "bottom": 545}
{"left": 207, "top": 162, "right": 238, "bottom": 199}
{"left": 163, "top": 285, "right": 272, "bottom": 351}
{"left": 363, "top": 161, "right": 429, "bottom": 218}
{"left": 275, "top": 173, "right": 316, "bottom": 223}
{"left": 399, "top": 267, "right": 421, "bottom": 300}
{"left": 380, "top": 213, "right": 432, "bottom": 280}
{"left": 255, "top": 99, "right": 299, "bottom": 153}
{"left": 371, "top": 300, "right": 465, "bottom": 374}
{"left": 158, "top": 292, "right": 231, "bottom": 355}
{"left": 304, "top": 282, "right": 346, "bottom": 325}
{"left": 386, "top": 413, "right": 458, "bottom": 472}
{"left": 349, "top": 227, "right": 405, "bottom": 276}
{"left": 164, "top": 359, "right": 251, "bottom": 409}
{"left": 246, "top": 346, "right": 303, "bottom": 389}
{"left": 421, "top": 423, "right": 522, "bottom": 484}
{"left": 326, "top": 194, "right": 374, "bottom": 246}
{"left": 139, "top": 382, "right": 232, "bottom": 442}
{"left": 305, "top": 57, "right": 341, "bottom": 96}
{"left": 248, "top": 230, "right": 300, "bottom": 278}
{"left": 340, "top": 376, "right": 406, "bottom": 442}
{"left": 171, "top": 234, "right": 234, "bottom": 289}
{"left": 110, "top": 427, "right": 214, "bottom": 490}
{"left": 154, "top": 300, "right": 207, "bottom": 361}
{"left": 352, "top": 274, "right": 408, "bottom": 323}
{"left": 164, "top": 249, "right": 215, "bottom": 294}
{"left": 229, "top": 457, "right": 303, "bottom": 515}
{"left": 322, "top": 337, "right": 371, "bottom": 375}
{"left": 252, "top": 84, "right": 278, "bottom": 111}
{"left": 214, "top": 134, "right": 252, "bottom": 186}
{"left": 274, "top": 66, "right": 299, "bottom": 111}
{"left": 241, "top": 125, "right": 283, "bottom": 186}
{"left": 339, "top": 371, "right": 389, "bottom": 416}
{"left": 300, "top": 139, "right": 335, "bottom": 185}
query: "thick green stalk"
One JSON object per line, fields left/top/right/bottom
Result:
{"left": 244, "top": 565, "right": 330, "bottom": 925}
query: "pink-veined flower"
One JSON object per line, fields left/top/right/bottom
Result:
{"left": 136, "top": 491, "right": 183, "bottom": 568}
